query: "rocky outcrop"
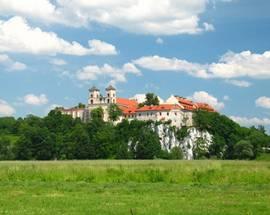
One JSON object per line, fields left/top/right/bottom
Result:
{"left": 153, "top": 124, "right": 213, "bottom": 160}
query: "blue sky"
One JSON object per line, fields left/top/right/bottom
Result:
{"left": 0, "top": 0, "right": 270, "bottom": 131}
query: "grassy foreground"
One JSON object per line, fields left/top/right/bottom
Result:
{"left": 0, "top": 160, "right": 269, "bottom": 215}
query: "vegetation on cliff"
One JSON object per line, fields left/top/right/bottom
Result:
{"left": 0, "top": 109, "right": 269, "bottom": 160}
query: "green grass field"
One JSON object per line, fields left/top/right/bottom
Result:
{"left": 0, "top": 160, "right": 269, "bottom": 215}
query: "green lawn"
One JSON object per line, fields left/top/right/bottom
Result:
{"left": 0, "top": 160, "right": 269, "bottom": 215}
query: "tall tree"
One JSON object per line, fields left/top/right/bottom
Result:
{"left": 108, "top": 104, "right": 122, "bottom": 122}
{"left": 91, "top": 107, "right": 104, "bottom": 121}
{"left": 139, "top": 93, "right": 160, "bottom": 107}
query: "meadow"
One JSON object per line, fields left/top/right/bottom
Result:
{"left": 0, "top": 160, "right": 269, "bottom": 215}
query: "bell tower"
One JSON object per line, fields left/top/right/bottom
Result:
{"left": 105, "top": 85, "right": 116, "bottom": 104}
{"left": 88, "top": 86, "right": 100, "bottom": 105}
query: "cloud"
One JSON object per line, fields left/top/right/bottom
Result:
{"left": 225, "top": 79, "right": 252, "bottom": 88}
{"left": 0, "top": 0, "right": 60, "bottom": 24}
{"left": 87, "top": 40, "right": 118, "bottom": 56}
{"left": 223, "top": 95, "right": 230, "bottom": 101}
{"left": 189, "top": 91, "right": 225, "bottom": 110}
{"left": 134, "top": 50, "right": 270, "bottom": 80}
{"left": 0, "top": 54, "right": 26, "bottom": 71}
{"left": 76, "top": 63, "right": 141, "bottom": 85}
{"left": 0, "top": 0, "right": 218, "bottom": 35}
{"left": 203, "top": 22, "right": 215, "bottom": 31}
{"left": 50, "top": 58, "right": 67, "bottom": 66}
{"left": 230, "top": 116, "right": 270, "bottom": 127}
{"left": 0, "top": 16, "right": 117, "bottom": 56}
{"left": 0, "top": 99, "right": 15, "bottom": 116}
{"left": 156, "top": 38, "right": 164, "bottom": 45}
{"left": 256, "top": 97, "right": 270, "bottom": 109}
{"left": 23, "top": 94, "right": 49, "bottom": 106}
{"left": 133, "top": 55, "right": 209, "bottom": 78}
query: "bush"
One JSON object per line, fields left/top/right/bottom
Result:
{"left": 234, "top": 140, "right": 254, "bottom": 160}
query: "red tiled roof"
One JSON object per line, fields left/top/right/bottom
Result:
{"left": 175, "top": 97, "right": 197, "bottom": 111}
{"left": 196, "top": 103, "right": 215, "bottom": 112}
{"left": 136, "top": 104, "right": 181, "bottom": 112}
{"left": 116, "top": 98, "right": 138, "bottom": 108}
{"left": 116, "top": 98, "right": 138, "bottom": 116}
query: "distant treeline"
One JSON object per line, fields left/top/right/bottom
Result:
{"left": 0, "top": 109, "right": 269, "bottom": 160}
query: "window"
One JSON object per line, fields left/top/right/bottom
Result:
{"left": 167, "top": 112, "right": 169, "bottom": 116}
{"left": 107, "top": 93, "right": 110, "bottom": 97}
{"left": 90, "top": 100, "right": 93, "bottom": 104}
{"left": 160, "top": 112, "right": 162, "bottom": 116}
{"left": 107, "top": 99, "right": 110, "bottom": 104}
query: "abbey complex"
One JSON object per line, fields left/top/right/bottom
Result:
{"left": 60, "top": 86, "right": 215, "bottom": 128}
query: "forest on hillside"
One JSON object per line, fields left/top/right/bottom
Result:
{"left": 0, "top": 108, "right": 269, "bottom": 161}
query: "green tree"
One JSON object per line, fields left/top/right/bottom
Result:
{"left": 108, "top": 104, "right": 122, "bottom": 122}
{"left": 77, "top": 103, "right": 86, "bottom": 108}
{"left": 135, "top": 129, "right": 161, "bottom": 159}
{"left": 169, "top": 147, "right": 184, "bottom": 160}
{"left": 193, "top": 137, "right": 209, "bottom": 159}
{"left": 71, "top": 124, "right": 95, "bottom": 159}
{"left": 234, "top": 140, "right": 254, "bottom": 160}
{"left": 91, "top": 107, "right": 104, "bottom": 121}
{"left": 0, "top": 137, "right": 14, "bottom": 160}
{"left": 139, "top": 93, "right": 160, "bottom": 107}
{"left": 15, "top": 126, "right": 56, "bottom": 160}
{"left": 94, "top": 124, "right": 116, "bottom": 159}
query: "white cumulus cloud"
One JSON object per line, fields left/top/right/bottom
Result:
{"left": 24, "top": 94, "right": 49, "bottom": 106}
{"left": 0, "top": 99, "right": 15, "bottom": 116}
{"left": 0, "top": 16, "right": 117, "bottom": 56}
{"left": 156, "top": 38, "right": 164, "bottom": 45}
{"left": 189, "top": 91, "right": 224, "bottom": 110}
{"left": 230, "top": 116, "right": 270, "bottom": 127}
{"left": 50, "top": 58, "right": 67, "bottom": 66}
{"left": 134, "top": 50, "right": 270, "bottom": 80}
{"left": 76, "top": 63, "right": 141, "bottom": 85}
{"left": 225, "top": 79, "right": 252, "bottom": 88}
{"left": 256, "top": 97, "right": 270, "bottom": 109}
{"left": 0, "top": 0, "right": 220, "bottom": 35}
{"left": 0, "top": 54, "right": 26, "bottom": 71}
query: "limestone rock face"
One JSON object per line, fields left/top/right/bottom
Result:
{"left": 153, "top": 124, "right": 213, "bottom": 160}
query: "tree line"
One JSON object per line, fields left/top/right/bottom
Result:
{"left": 0, "top": 107, "right": 269, "bottom": 160}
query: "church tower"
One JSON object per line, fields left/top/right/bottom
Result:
{"left": 106, "top": 85, "right": 116, "bottom": 104}
{"left": 88, "top": 86, "right": 100, "bottom": 105}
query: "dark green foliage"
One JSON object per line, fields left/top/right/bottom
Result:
{"left": 193, "top": 110, "right": 270, "bottom": 160}
{"left": 0, "top": 108, "right": 269, "bottom": 160}
{"left": 176, "top": 126, "right": 189, "bottom": 141}
{"left": 0, "top": 117, "right": 17, "bottom": 134}
{"left": 77, "top": 103, "right": 86, "bottom": 108}
{"left": 0, "top": 136, "right": 14, "bottom": 160}
{"left": 91, "top": 107, "right": 104, "bottom": 121}
{"left": 134, "top": 128, "right": 161, "bottom": 159}
{"left": 193, "top": 137, "right": 209, "bottom": 159}
{"left": 169, "top": 147, "right": 184, "bottom": 160}
{"left": 234, "top": 140, "right": 254, "bottom": 160}
{"left": 108, "top": 104, "right": 122, "bottom": 121}
{"left": 139, "top": 93, "right": 160, "bottom": 107}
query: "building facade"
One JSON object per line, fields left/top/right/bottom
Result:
{"left": 60, "top": 86, "right": 215, "bottom": 128}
